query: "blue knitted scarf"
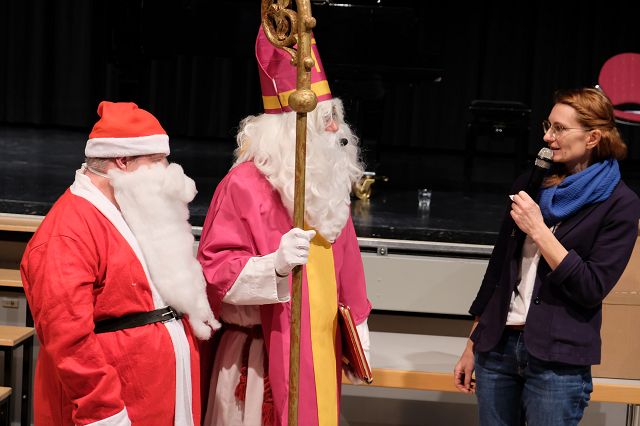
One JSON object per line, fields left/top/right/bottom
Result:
{"left": 539, "top": 159, "right": 621, "bottom": 225}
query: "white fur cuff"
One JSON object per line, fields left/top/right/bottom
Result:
{"left": 224, "top": 253, "right": 290, "bottom": 305}
{"left": 85, "top": 407, "right": 131, "bottom": 426}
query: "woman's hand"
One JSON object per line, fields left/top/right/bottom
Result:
{"left": 510, "top": 191, "right": 546, "bottom": 238}
{"left": 454, "top": 345, "right": 476, "bottom": 394}
{"left": 510, "top": 190, "right": 568, "bottom": 270}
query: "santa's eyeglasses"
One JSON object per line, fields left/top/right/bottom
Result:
{"left": 322, "top": 107, "right": 339, "bottom": 128}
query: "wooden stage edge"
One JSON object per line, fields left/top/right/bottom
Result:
{"left": 0, "top": 213, "right": 44, "bottom": 233}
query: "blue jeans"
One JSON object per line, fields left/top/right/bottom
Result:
{"left": 474, "top": 329, "right": 593, "bottom": 426}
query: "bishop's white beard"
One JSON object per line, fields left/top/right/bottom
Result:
{"left": 109, "top": 162, "right": 220, "bottom": 340}
{"left": 233, "top": 99, "right": 364, "bottom": 242}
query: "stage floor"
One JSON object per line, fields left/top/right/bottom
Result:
{"left": 2, "top": 125, "right": 638, "bottom": 246}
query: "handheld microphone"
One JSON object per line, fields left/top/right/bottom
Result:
{"left": 524, "top": 147, "right": 553, "bottom": 198}
{"left": 511, "top": 147, "right": 553, "bottom": 240}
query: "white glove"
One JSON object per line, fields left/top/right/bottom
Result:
{"left": 343, "top": 364, "right": 364, "bottom": 385}
{"left": 274, "top": 228, "right": 316, "bottom": 276}
{"left": 357, "top": 320, "right": 371, "bottom": 367}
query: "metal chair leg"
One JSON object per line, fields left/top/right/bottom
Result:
{"left": 626, "top": 404, "right": 638, "bottom": 426}
{"left": 20, "top": 338, "right": 33, "bottom": 426}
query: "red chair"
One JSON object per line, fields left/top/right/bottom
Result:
{"left": 597, "top": 52, "right": 640, "bottom": 125}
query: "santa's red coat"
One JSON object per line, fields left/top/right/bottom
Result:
{"left": 21, "top": 189, "right": 201, "bottom": 425}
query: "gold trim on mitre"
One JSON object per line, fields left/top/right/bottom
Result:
{"left": 262, "top": 80, "right": 331, "bottom": 111}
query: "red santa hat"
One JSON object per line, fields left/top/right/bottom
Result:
{"left": 256, "top": 26, "right": 332, "bottom": 114}
{"left": 85, "top": 101, "right": 170, "bottom": 158}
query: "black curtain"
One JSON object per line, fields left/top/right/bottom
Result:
{"left": 1, "top": 0, "right": 639, "bottom": 190}
{"left": 0, "top": 0, "right": 262, "bottom": 138}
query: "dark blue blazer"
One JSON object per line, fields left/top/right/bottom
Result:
{"left": 469, "top": 172, "right": 640, "bottom": 366}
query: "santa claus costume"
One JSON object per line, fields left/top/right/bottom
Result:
{"left": 20, "top": 102, "right": 219, "bottom": 426}
{"left": 198, "top": 28, "right": 371, "bottom": 426}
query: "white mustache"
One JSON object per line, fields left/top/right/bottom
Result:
{"left": 109, "top": 162, "right": 197, "bottom": 204}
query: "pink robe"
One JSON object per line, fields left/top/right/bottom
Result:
{"left": 198, "top": 162, "right": 371, "bottom": 425}
{"left": 20, "top": 188, "right": 201, "bottom": 425}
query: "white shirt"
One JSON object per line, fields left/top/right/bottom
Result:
{"left": 506, "top": 225, "right": 558, "bottom": 325}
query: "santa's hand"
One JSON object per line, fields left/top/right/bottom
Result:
{"left": 274, "top": 228, "right": 316, "bottom": 277}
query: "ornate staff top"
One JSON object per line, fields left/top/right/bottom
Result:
{"left": 261, "top": 0, "right": 318, "bottom": 113}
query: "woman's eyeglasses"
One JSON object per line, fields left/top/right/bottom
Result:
{"left": 542, "top": 120, "right": 591, "bottom": 140}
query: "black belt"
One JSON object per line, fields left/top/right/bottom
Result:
{"left": 94, "top": 306, "right": 182, "bottom": 334}
{"left": 505, "top": 324, "right": 525, "bottom": 331}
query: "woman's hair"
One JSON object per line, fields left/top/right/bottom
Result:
{"left": 543, "top": 87, "right": 627, "bottom": 187}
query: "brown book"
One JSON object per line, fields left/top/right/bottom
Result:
{"left": 338, "top": 303, "right": 373, "bottom": 384}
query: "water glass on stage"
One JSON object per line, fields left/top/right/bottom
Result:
{"left": 418, "top": 188, "right": 432, "bottom": 209}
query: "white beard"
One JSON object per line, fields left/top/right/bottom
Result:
{"left": 109, "top": 163, "right": 220, "bottom": 340}
{"left": 233, "top": 98, "right": 364, "bottom": 242}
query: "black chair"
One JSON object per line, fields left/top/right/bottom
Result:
{"left": 464, "top": 100, "right": 531, "bottom": 191}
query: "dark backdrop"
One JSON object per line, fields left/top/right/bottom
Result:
{"left": 1, "top": 0, "right": 639, "bottom": 192}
